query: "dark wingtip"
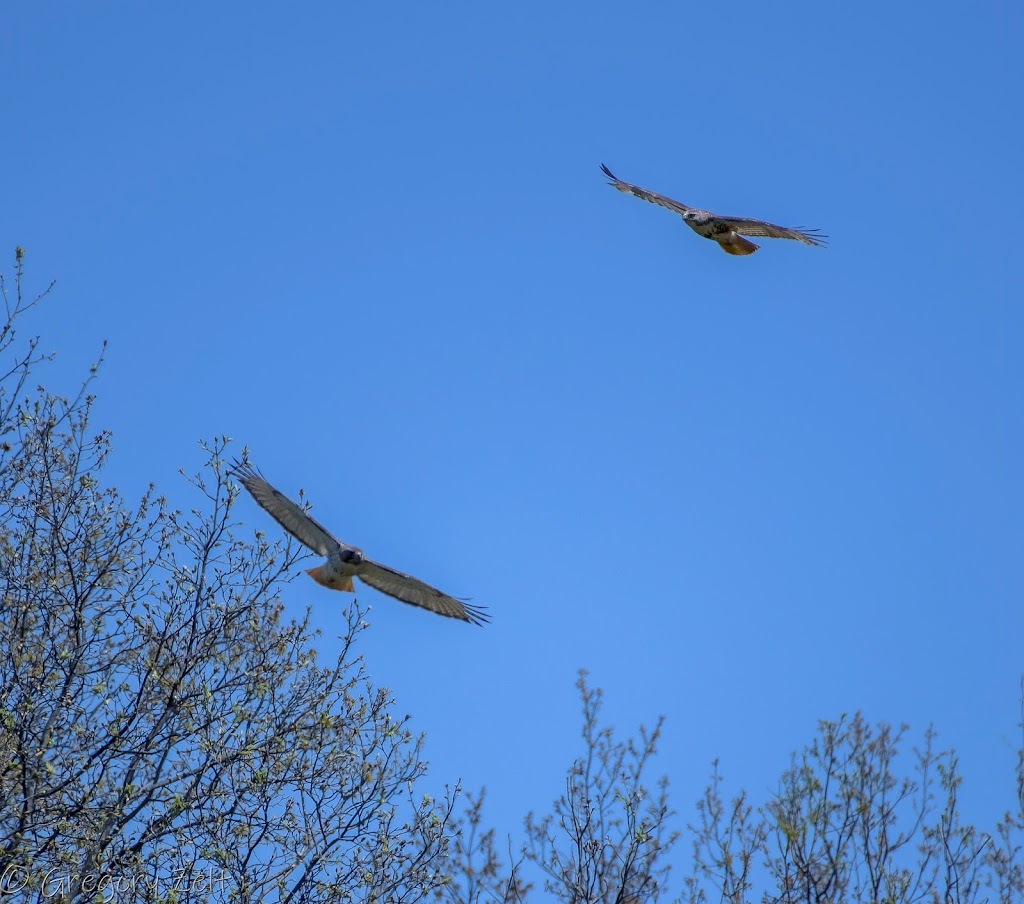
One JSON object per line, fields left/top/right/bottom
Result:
{"left": 599, "top": 163, "right": 618, "bottom": 184}
{"left": 227, "top": 457, "right": 261, "bottom": 484}
{"left": 454, "top": 596, "right": 490, "bottom": 626}
{"left": 795, "top": 227, "right": 829, "bottom": 247}
{"left": 463, "top": 603, "right": 491, "bottom": 626}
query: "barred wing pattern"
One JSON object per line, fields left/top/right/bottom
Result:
{"left": 230, "top": 459, "right": 487, "bottom": 625}
{"left": 231, "top": 461, "right": 341, "bottom": 557}
{"left": 601, "top": 163, "right": 827, "bottom": 253}
{"left": 716, "top": 216, "right": 827, "bottom": 247}
{"left": 358, "top": 560, "right": 490, "bottom": 626}
{"left": 600, "top": 164, "right": 691, "bottom": 216}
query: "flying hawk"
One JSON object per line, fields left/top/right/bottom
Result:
{"left": 601, "top": 164, "right": 827, "bottom": 256}
{"left": 231, "top": 461, "right": 488, "bottom": 625}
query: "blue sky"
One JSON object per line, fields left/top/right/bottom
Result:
{"left": 4, "top": 0, "right": 1022, "bottom": 872}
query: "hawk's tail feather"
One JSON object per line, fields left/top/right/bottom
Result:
{"left": 719, "top": 234, "right": 759, "bottom": 255}
{"left": 306, "top": 565, "right": 355, "bottom": 592}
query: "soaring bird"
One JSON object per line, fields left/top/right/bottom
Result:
{"left": 231, "top": 461, "right": 488, "bottom": 625}
{"left": 600, "top": 164, "right": 827, "bottom": 256}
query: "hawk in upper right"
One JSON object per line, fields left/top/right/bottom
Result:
{"left": 601, "top": 164, "right": 827, "bottom": 256}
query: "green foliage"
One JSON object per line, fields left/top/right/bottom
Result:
{"left": 685, "top": 711, "right": 1024, "bottom": 904}
{"left": 3, "top": 251, "right": 1022, "bottom": 904}
{"left": 0, "top": 253, "right": 457, "bottom": 903}
{"left": 443, "top": 671, "right": 677, "bottom": 904}
{"left": 443, "top": 688, "right": 1024, "bottom": 903}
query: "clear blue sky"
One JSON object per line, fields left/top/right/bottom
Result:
{"left": 4, "top": 1, "right": 1022, "bottom": 865}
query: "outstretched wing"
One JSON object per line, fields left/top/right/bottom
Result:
{"left": 357, "top": 559, "right": 489, "bottom": 626}
{"left": 230, "top": 460, "right": 341, "bottom": 557}
{"left": 600, "top": 163, "right": 691, "bottom": 217}
{"left": 714, "top": 216, "right": 828, "bottom": 247}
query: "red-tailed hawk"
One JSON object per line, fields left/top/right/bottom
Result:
{"left": 231, "top": 461, "right": 488, "bottom": 625}
{"left": 601, "top": 164, "right": 827, "bottom": 255}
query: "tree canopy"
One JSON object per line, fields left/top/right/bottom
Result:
{"left": 2, "top": 252, "right": 1022, "bottom": 903}
{"left": 1, "top": 251, "right": 455, "bottom": 902}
